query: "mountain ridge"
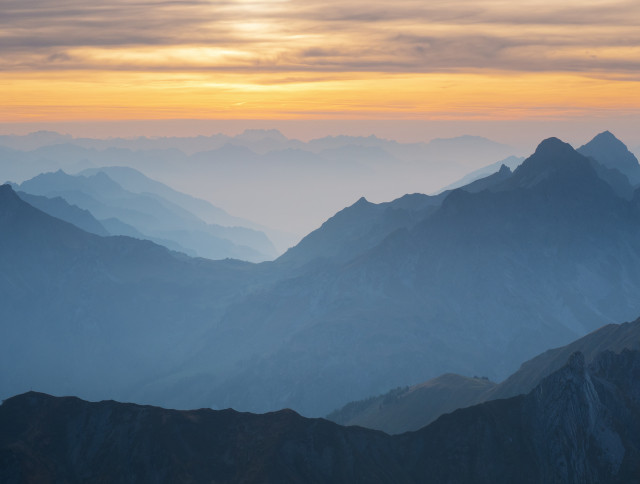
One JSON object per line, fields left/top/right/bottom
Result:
{"left": 3, "top": 132, "right": 640, "bottom": 419}
{"left": 328, "top": 317, "right": 640, "bottom": 434}
{"left": 2, "top": 348, "right": 640, "bottom": 483}
{"left": 578, "top": 130, "right": 640, "bottom": 185}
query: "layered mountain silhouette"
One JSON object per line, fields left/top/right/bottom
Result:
{"left": 0, "top": 130, "right": 520, "bottom": 236}
{"left": 16, "top": 170, "right": 277, "bottom": 261}
{"left": 169, "top": 135, "right": 640, "bottom": 415}
{"left": 442, "top": 155, "right": 524, "bottom": 190}
{"left": 277, "top": 163, "right": 514, "bottom": 269}
{"left": 0, "top": 184, "right": 260, "bottom": 401}
{"left": 2, "top": 348, "right": 640, "bottom": 483}
{"left": 80, "top": 165, "right": 257, "bottom": 228}
{"left": 1, "top": 132, "right": 640, "bottom": 419}
{"left": 329, "top": 317, "right": 640, "bottom": 434}
{"left": 15, "top": 191, "right": 109, "bottom": 236}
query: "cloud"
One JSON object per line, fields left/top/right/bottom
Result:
{"left": 0, "top": 0, "right": 639, "bottom": 77}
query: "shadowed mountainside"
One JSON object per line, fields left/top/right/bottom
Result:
{"left": 15, "top": 191, "right": 109, "bottom": 237}
{"left": 0, "top": 183, "right": 265, "bottom": 402}
{"left": 16, "top": 170, "right": 277, "bottom": 261}
{"left": 329, "top": 317, "right": 640, "bottom": 434}
{"left": 2, "top": 133, "right": 640, "bottom": 418}
{"left": 172, "top": 136, "right": 640, "bottom": 415}
{"left": 578, "top": 130, "right": 640, "bottom": 185}
{"left": 2, "top": 349, "right": 640, "bottom": 483}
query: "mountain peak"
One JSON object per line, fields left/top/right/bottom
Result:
{"left": 499, "top": 136, "right": 630, "bottom": 199}
{"left": 592, "top": 130, "right": 618, "bottom": 142}
{"left": 0, "top": 183, "right": 18, "bottom": 200}
{"left": 236, "top": 129, "right": 288, "bottom": 142}
{"left": 533, "top": 137, "right": 575, "bottom": 157}
{"left": 507, "top": 137, "right": 588, "bottom": 188}
{"left": 583, "top": 131, "right": 628, "bottom": 152}
{"left": 578, "top": 131, "right": 640, "bottom": 184}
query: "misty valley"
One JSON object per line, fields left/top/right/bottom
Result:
{"left": 2, "top": 129, "right": 640, "bottom": 483}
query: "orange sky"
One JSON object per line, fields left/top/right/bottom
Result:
{"left": 2, "top": 0, "right": 639, "bottom": 132}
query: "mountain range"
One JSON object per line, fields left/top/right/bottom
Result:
{"left": 1, "top": 131, "right": 639, "bottom": 419}
{"left": 0, "top": 182, "right": 263, "bottom": 402}
{"left": 14, "top": 169, "right": 277, "bottom": 261}
{"left": 0, "top": 130, "right": 522, "bottom": 235}
{"left": 2, "top": 347, "right": 639, "bottom": 483}
{"left": 329, "top": 317, "right": 640, "bottom": 434}
{"left": 170, "top": 134, "right": 640, "bottom": 415}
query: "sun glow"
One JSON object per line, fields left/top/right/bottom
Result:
{"left": 3, "top": 70, "right": 639, "bottom": 123}
{"left": 1, "top": 0, "right": 639, "bottom": 124}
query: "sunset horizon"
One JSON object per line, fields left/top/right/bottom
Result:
{"left": 3, "top": 0, "right": 639, "bottom": 145}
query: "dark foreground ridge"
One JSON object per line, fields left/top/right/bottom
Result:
{"left": 2, "top": 349, "right": 640, "bottom": 483}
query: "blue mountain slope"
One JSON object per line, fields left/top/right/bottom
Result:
{"left": 578, "top": 130, "right": 640, "bottom": 185}
{"left": 170, "top": 137, "right": 640, "bottom": 416}
{"left": 18, "top": 170, "right": 277, "bottom": 261}
{"left": 0, "top": 184, "right": 259, "bottom": 402}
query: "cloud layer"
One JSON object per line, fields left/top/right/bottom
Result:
{"left": 2, "top": 0, "right": 639, "bottom": 75}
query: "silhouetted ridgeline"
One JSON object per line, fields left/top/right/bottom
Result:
{"left": 15, "top": 169, "right": 277, "bottom": 261}
{"left": 2, "top": 349, "right": 640, "bottom": 483}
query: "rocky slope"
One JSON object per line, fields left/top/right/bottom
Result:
{"left": 329, "top": 317, "right": 640, "bottom": 434}
{"left": 2, "top": 349, "right": 639, "bottom": 483}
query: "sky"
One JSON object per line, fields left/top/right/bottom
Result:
{"left": 1, "top": 0, "right": 640, "bottom": 144}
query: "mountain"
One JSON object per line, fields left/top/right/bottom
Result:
{"left": 0, "top": 184, "right": 258, "bottom": 402}
{"left": 0, "top": 130, "right": 72, "bottom": 150}
{"left": 17, "top": 170, "right": 277, "bottom": 261}
{"left": 79, "top": 166, "right": 289, "bottom": 253}
{"left": 442, "top": 155, "right": 524, "bottom": 191}
{"left": 277, "top": 193, "right": 445, "bottom": 268}
{"left": 578, "top": 130, "right": 640, "bottom": 185}
{"left": 3, "top": 134, "right": 640, "bottom": 420}
{"left": 15, "top": 191, "right": 109, "bottom": 236}
{"left": 329, "top": 317, "right": 640, "bottom": 433}
{"left": 277, "top": 161, "right": 520, "bottom": 269}
{"left": 488, "top": 316, "right": 640, "bottom": 400}
{"left": 2, "top": 349, "right": 640, "bottom": 483}
{"left": 164, "top": 136, "right": 640, "bottom": 416}
{"left": 328, "top": 374, "right": 497, "bottom": 435}
{"left": 278, "top": 157, "right": 552, "bottom": 270}
{"left": 0, "top": 131, "right": 520, "bottom": 237}
{"left": 80, "top": 166, "right": 254, "bottom": 228}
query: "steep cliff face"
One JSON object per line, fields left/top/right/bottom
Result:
{"left": 2, "top": 350, "right": 640, "bottom": 483}
{"left": 525, "top": 352, "right": 624, "bottom": 483}
{"left": 399, "top": 350, "right": 640, "bottom": 484}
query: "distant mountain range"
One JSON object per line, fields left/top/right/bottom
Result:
{"left": 1, "top": 131, "right": 640, "bottom": 420}
{"left": 0, "top": 130, "right": 521, "bottom": 235}
{"left": 329, "top": 317, "right": 640, "bottom": 434}
{"left": 3, "top": 347, "right": 640, "bottom": 483}
{"left": 0, "top": 129, "right": 517, "bottom": 159}
{"left": 14, "top": 169, "right": 278, "bottom": 262}
{"left": 0, "top": 183, "right": 262, "bottom": 402}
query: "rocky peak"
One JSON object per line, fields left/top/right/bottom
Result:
{"left": 578, "top": 131, "right": 640, "bottom": 185}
